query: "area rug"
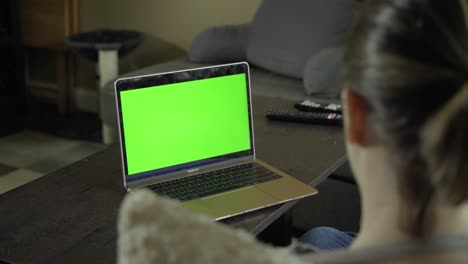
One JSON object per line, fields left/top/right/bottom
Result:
{"left": 0, "top": 130, "right": 106, "bottom": 195}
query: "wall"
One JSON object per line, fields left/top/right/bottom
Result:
{"left": 25, "top": 0, "right": 262, "bottom": 112}
{"left": 76, "top": 0, "right": 262, "bottom": 91}
{"left": 79, "top": 0, "right": 262, "bottom": 50}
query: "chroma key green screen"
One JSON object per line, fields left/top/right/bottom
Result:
{"left": 119, "top": 73, "right": 252, "bottom": 175}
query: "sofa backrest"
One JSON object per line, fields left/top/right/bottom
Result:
{"left": 246, "top": 0, "right": 359, "bottom": 79}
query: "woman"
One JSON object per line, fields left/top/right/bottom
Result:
{"left": 118, "top": 0, "right": 468, "bottom": 263}
{"left": 300, "top": 0, "right": 468, "bottom": 256}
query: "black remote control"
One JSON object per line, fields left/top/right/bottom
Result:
{"left": 266, "top": 110, "right": 343, "bottom": 126}
{"left": 294, "top": 100, "right": 342, "bottom": 113}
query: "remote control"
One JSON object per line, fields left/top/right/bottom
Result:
{"left": 294, "top": 100, "right": 343, "bottom": 113}
{"left": 266, "top": 110, "right": 343, "bottom": 126}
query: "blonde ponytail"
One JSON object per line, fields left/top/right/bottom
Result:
{"left": 421, "top": 83, "right": 468, "bottom": 205}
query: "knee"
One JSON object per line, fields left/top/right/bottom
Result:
{"left": 299, "top": 227, "right": 340, "bottom": 244}
{"left": 299, "top": 227, "right": 354, "bottom": 250}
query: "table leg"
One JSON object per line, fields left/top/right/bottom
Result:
{"left": 102, "top": 122, "right": 118, "bottom": 144}
{"left": 98, "top": 50, "right": 119, "bottom": 144}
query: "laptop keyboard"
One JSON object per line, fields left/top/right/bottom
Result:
{"left": 148, "top": 163, "right": 282, "bottom": 202}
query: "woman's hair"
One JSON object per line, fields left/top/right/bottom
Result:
{"left": 343, "top": 0, "right": 468, "bottom": 236}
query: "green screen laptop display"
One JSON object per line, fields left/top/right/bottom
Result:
{"left": 119, "top": 72, "right": 252, "bottom": 176}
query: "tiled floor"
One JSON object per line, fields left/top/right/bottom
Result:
{"left": 0, "top": 130, "right": 106, "bottom": 195}
{"left": 0, "top": 168, "right": 44, "bottom": 194}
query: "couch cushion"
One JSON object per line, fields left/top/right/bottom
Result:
{"left": 303, "top": 47, "right": 344, "bottom": 99}
{"left": 246, "top": 0, "right": 358, "bottom": 79}
{"left": 249, "top": 66, "right": 309, "bottom": 101}
{"left": 189, "top": 24, "right": 249, "bottom": 63}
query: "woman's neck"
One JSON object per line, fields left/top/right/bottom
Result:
{"left": 348, "top": 145, "right": 468, "bottom": 249}
{"left": 350, "top": 145, "right": 409, "bottom": 248}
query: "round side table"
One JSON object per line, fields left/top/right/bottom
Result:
{"left": 66, "top": 29, "right": 143, "bottom": 144}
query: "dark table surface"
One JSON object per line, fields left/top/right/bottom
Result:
{"left": 0, "top": 95, "right": 346, "bottom": 264}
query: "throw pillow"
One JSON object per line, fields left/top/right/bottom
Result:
{"left": 303, "top": 47, "right": 344, "bottom": 99}
{"left": 118, "top": 189, "right": 304, "bottom": 264}
{"left": 246, "top": 0, "right": 359, "bottom": 79}
{"left": 189, "top": 24, "right": 249, "bottom": 64}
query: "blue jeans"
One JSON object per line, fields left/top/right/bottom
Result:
{"left": 299, "top": 227, "right": 357, "bottom": 251}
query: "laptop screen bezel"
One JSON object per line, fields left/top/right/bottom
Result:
{"left": 114, "top": 62, "right": 255, "bottom": 187}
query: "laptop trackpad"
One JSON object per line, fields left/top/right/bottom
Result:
{"left": 182, "top": 187, "right": 277, "bottom": 220}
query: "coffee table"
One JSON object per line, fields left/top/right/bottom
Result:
{"left": 0, "top": 95, "right": 346, "bottom": 264}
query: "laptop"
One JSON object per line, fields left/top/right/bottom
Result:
{"left": 115, "top": 62, "right": 317, "bottom": 220}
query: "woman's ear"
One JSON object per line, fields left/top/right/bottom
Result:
{"left": 341, "top": 88, "right": 369, "bottom": 145}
